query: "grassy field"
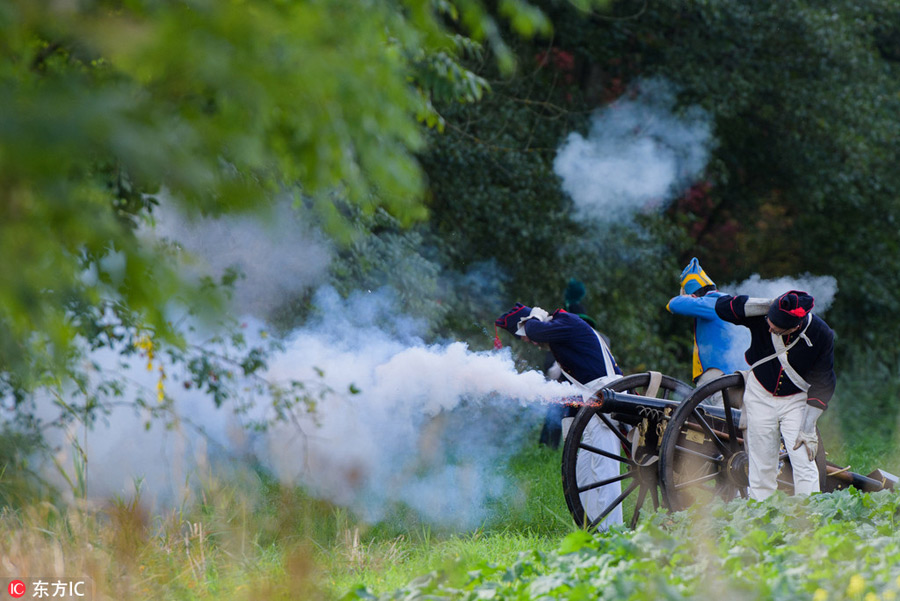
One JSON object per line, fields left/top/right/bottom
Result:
{"left": 0, "top": 430, "right": 579, "bottom": 600}
{"left": 324, "top": 442, "right": 576, "bottom": 596}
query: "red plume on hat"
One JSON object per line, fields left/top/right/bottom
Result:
{"left": 768, "top": 290, "right": 814, "bottom": 330}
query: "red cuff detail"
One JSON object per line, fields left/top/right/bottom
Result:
{"left": 807, "top": 398, "right": 827, "bottom": 410}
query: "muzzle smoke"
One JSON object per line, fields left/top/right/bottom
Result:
{"left": 45, "top": 288, "right": 571, "bottom": 528}
{"left": 731, "top": 274, "right": 838, "bottom": 313}
{"left": 261, "top": 287, "right": 573, "bottom": 526}
{"left": 43, "top": 198, "right": 575, "bottom": 529}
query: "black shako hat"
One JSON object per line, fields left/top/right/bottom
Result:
{"left": 767, "top": 290, "right": 814, "bottom": 330}
{"left": 495, "top": 303, "right": 532, "bottom": 336}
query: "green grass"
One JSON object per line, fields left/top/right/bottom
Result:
{"left": 324, "top": 528, "right": 561, "bottom": 597}
{"left": 817, "top": 354, "right": 900, "bottom": 480}
{"left": 321, "top": 441, "right": 577, "bottom": 597}
{"left": 0, "top": 422, "right": 579, "bottom": 600}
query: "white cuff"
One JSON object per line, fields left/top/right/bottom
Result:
{"left": 800, "top": 405, "right": 824, "bottom": 435}
{"left": 515, "top": 306, "right": 550, "bottom": 336}
{"left": 547, "top": 361, "right": 562, "bottom": 380}
{"left": 743, "top": 298, "right": 773, "bottom": 317}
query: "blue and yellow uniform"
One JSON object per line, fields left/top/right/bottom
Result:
{"left": 666, "top": 258, "right": 749, "bottom": 381}
{"left": 667, "top": 291, "right": 750, "bottom": 379}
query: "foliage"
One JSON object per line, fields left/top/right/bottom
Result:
{"left": 0, "top": 427, "right": 54, "bottom": 507}
{"left": 0, "top": 474, "right": 335, "bottom": 601}
{"left": 0, "top": 0, "right": 579, "bottom": 399}
{"left": 416, "top": 8, "right": 693, "bottom": 375}
{"left": 819, "top": 351, "right": 900, "bottom": 476}
{"left": 0, "top": 423, "right": 572, "bottom": 600}
{"left": 347, "top": 489, "right": 900, "bottom": 600}
{"left": 1, "top": 410, "right": 898, "bottom": 601}
{"left": 411, "top": 0, "right": 900, "bottom": 388}
{"left": 327, "top": 529, "right": 561, "bottom": 598}
{"left": 4, "top": 5, "right": 900, "bottom": 600}
{"left": 328, "top": 208, "right": 449, "bottom": 337}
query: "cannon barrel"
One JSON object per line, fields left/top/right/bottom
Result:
{"left": 595, "top": 388, "right": 742, "bottom": 423}
{"left": 595, "top": 388, "right": 680, "bottom": 415}
{"left": 694, "top": 402, "right": 743, "bottom": 426}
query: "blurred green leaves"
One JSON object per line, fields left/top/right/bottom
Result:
{"left": 0, "top": 0, "right": 574, "bottom": 391}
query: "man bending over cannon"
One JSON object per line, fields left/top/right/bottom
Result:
{"left": 715, "top": 290, "right": 836, "bottom": 500}
{"left": 495, "top": 303, "right": 624, "bottom": 528}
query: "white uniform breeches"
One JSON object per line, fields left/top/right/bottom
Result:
{"left": 696, "top": 367, "right": 726, "bottom": 407}
{"left": 576, "top": 414, "right": 623, "bottom": 528}
{"left": 743, "top": 372, "right": 820, "bottom": 500}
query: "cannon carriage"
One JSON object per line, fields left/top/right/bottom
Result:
{"left": 561, "top": 372, "right": 894, "bottom": 529}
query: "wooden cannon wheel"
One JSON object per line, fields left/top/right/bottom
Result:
{"left": 561, "top": 372, "right": 692, "bottom": 529}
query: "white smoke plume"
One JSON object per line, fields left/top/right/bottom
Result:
{"left": 554, "top": 77, "right": 714, "bottom": 221}
{"left": 145, "top": 194, "right": 332, "bottom": 318}
{"left": 730, "top": 273, "right": 838, "bottom": 314}
{"left": 43, "top": 286, "right": 575, "bottom": 528}
{"left": 262, "top": 287, "right": 573, "bottom": 526}
{"left": 67, "top": 193, "right": 569, "bottom": 528}
{"left": 689, "top": 274, "right": 840, "bottom": 371}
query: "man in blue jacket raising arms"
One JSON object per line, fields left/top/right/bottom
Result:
{"left": 666, "top": 258, "right": 750, "bottom": 388}
{"left": 715, "top": 290, "right": 836, "bottom": 500}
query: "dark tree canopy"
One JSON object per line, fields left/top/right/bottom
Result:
{"left": 417, "top": 0, "right": 900, "bottom": 373}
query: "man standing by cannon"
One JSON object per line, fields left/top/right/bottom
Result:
{"left": 495, "top": 302, "right": 624, "bottom": 528}
{"left": 715, "top": 290, "right": 836, "bottom": 500}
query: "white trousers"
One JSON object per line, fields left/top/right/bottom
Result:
{"left": 697, "top": 367, "right": 725, "bottom": 385}
{"left": 696, "top": 368, "right": 725, "bottom": 406}
{"left": 576, "top": 414, "right": 623, "bottom": 528}
{"left": 743, "top": 372, "right": 820, "bottom": 500}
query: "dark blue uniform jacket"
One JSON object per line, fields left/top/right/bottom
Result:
{"left": 715, "top": 295, "right": 836, "bottom": 410}
{"left": 523, "top": 310, "right": 622, "bottom": 386}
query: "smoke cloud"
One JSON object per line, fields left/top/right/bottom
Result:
{"left": 43, "top": 272, "right": 840, "bottom": 522}
{"left": 554, "top": 78, "right": 714, "bottom": 221}
{"left": 146, "top": 195, "right": 332, "bottom": 318}
{"left": 53, "top": 195, "right": 573, "bottom": 529}
{"left": 262, "top": 287, "right": 573, "bottom": 526}
{"left": 730, "top": 273, "right": 838, "bottom": 314}
{"left": 42, "top": 286, "right": 574, "bottom": 529}
{"left": 689, "top": 274, "right": 840, "bottom": 371}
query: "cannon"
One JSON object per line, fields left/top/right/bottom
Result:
{"left": 561, "top": 372, "right": 895, "bottom": 529}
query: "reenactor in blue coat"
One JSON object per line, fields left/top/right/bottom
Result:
{"left": 496, "top": 303, "right": 623, "bottom": 528}
{"left": 666, "top": 258, "right": 750, "bottom": 387}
